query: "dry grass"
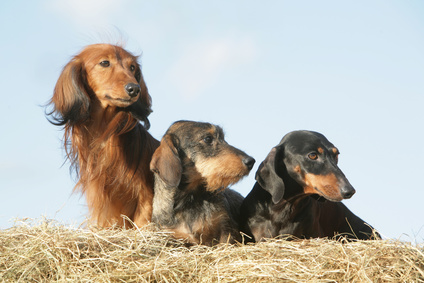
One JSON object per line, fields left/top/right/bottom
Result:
{"left": 1, "top": 219, "right": 423, "bottom": 282}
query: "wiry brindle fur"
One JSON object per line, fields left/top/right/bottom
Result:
{"left": 240, "top": 130, "right": 380, "bottom": 241}
{"left": 46, "top": 44, "right": 159, "bottom": 228}
{"left": 150, "top": 121, "right": 255, "bottom": 245}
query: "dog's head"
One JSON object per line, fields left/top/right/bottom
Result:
{"left": 47, "top": 44, "right": 152, "bottom": 128}
{"left": 256, "top": 130, "right": 355, "bottom": 203}
{"left": 150, "top": 120, "right": 255, "bottom": 192}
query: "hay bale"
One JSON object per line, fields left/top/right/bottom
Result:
{"left": 1, "top": 219, "right": 423, "bottom": 282}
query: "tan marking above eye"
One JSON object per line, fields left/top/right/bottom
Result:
{"left": 294, "top": 165, "right": 301, "bottom": 173}
{"left": 317, "top": 147, "right": 324, "bottom": 154}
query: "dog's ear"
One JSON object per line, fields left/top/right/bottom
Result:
{"left": 255, "top": 146, "right": 285, "bottom": 204}
{"left": 150, "top": 134, "right": 182, "bottom": 187}
{"left": 126, "top": 69, "right": 152, "bottom": 129}
{"left": 47, "top": 58, "right": 91, "bottom": 126}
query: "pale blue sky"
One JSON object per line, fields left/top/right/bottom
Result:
{"left": 1, "top": 0, "right": 423, "bottom": 242}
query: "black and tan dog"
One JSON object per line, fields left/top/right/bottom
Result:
{"left": 150, "top": 120, "right": 255, "bottom": 245}
{"left": 240, "top": 130, "right": 379, "bottom": 241}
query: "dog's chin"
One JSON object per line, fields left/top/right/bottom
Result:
{"left": 317, "top": 192, "right": 344, "bottom": 202}
{"left": 124, "top": 101, "right": 152, "bottom": 128}
{"left": 105, "top": 94, "right": 138, "bottom": 108}
{"left": 205, "top": 175, "right": 245, "bottom": 193}
{"left": 304, "top": 186, "right": 344, "bottom": 202}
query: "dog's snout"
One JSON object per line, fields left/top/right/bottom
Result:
{"left": 340, "top": 186, "right": 356, "bottom": 199}
{"left": 125, "top": 83, "right": 141, "bottom": 98}
{"left": 243, "top": 156, "right": 256, "bottom": 170}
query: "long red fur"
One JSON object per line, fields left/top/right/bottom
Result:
{"left": 47, "top": 44, "right": 159, "bottom": 227}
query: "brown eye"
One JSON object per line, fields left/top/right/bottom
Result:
{"left": 308, "top": 153, "right": 318, "bottom": 160}
{"left": 130, "top": 65, "right": 136, "bottom": 72}
{"left": 100, "top": 60, "right": 110, "bottom": 67}
{"left": 203, "top": 136, "right": 213, "bottom": 144}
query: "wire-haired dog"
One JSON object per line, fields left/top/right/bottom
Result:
{"left": 150, "top": 121, "right": 255, "bottom": 245}
{"left": 46, "top": 44, "right": 159, "bottom": 227}
{"left": 240, "top": 130, "right": 380, "bottom": 241}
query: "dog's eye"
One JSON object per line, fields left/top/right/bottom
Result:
{"left": 203, "top": 136, "right": 213, "bottom": 144}
{"left": 100, "top": 60, "right": 110, "bottom": 67}
{"left": 130, "top": 65, "right": 136, "bottom": 72}
{"left": 308, "top": 153, "right": 318, "bottom": 160}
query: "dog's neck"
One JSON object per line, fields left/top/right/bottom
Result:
{"left": 178, "top": 156, "right": 207, "bottom": 192}
{"left": 72, "top": 104, "right": 154, "bottom": 191}
{"left": 72, "top": 106, "right": 135, "bottom": 161}
{"left": 88, "top": 105, "right": 134, "bottom": 135}
{"left": 152, "top": 162, "right": 220, "bottom": 226}
{"left": 279, "top": 165, "right": 310, "bottom": 202}
{"left": 151, "top": 174, "right": 215, "bottom": 227}
{"left": 268, "top": 164, "right": 323, "bottom": 236}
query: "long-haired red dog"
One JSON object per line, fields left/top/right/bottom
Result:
{"left": 47, "top": 44, "right": 159, "bottom": 228}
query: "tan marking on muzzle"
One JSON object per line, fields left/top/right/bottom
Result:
{"left": 303, "top": 173, "right": 343, "bottom": 201}
{"left": 195, "top": 152, "right": 250, "bottom": 192}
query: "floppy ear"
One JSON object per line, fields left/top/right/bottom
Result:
{"left": 255, "top": 146, "right": 286, "bottom": 204}
{"left": 150, "top": 134, "right": 182, "bottom": 187}
{"left": 126, "top": 68, "right": 152, "bottom": 129}
{"left": 48, "top": 58, "right": 90, "bottom": 126}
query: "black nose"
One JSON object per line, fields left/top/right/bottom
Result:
{"left": 340, "top": 186, "right": 356, "bottom": 199}
{"left": 243, "top": 156, "right": 256, "bottom": 170}
{"left": 125, "top": 83, "right": 141, "bottom": 98}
